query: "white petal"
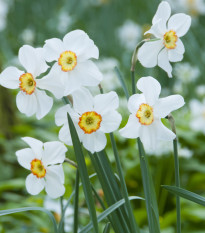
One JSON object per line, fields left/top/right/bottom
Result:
{"left": 175, "top": 39, "right": 185, "bottom": 54}
{"left": 71, "top": 60, "right": 103, "bottom": 86}
{"left": 45, "top": 167, "right": 65, "bottom": 198}
{"left": 42, "top": 141, "right": 67, "bottom": 166}
{"left": 168, "top": 49, "right": 183, "bottom": 62}
{"left": 154, "top": 95, "right": 185, "bottom": 118}
{"left": 82, "top": 131, "right": 107, "bottom": 153}
{"left": 63, "top": 30, "right": 99, "bottom": 61}
{"left": 138, "top": 40, "right": 164, "bottom": 68}
{"left": 19, "top": 45, "right": 49, "bottom": 77}
{"left": 55, "top": 104, "right": 76, "bottom": 126}
{"left": 36, "top": 65, "right": 65, "bottom": 99}
{"left": 16, "top": 91, "right": 37, "bottom": 117}
{"left": 158, "top": 48, "right": 172, "bottom": 77}
{"left": 34, "top": 89, "right": 53, "bottom": 120}
{"left": 72, "top": 88, "right": 94, "bottom": 114}
{"left": 43, "top": 38, "right": 64, "bottom": 62}
{"left": 100, "top": 111, "right": 122, "bottom": 133}
{"left": 16, "top": 148, "right": 35, "bottom": 170}
{"left": 64, "top": 72, "right": 82, "bottom": 96}
{"left": 155, "top": 119, "right": 176, "bottom": 141}
{"left": 21, "top": 137, "right": 43, "bottom": 159}
{"left": 46, "top": 165, "right": 65, "bottom": 183}
{"left": 25, "top": 173, "right": 45, "bottom": 195}
{"left": 94, "top": 91, "right": 119, "bottom": 115}
{"left": 168, "top": 13, "right": 191, "bottom": 37}
{"left": 0, "top": 67, "right": 23, "bottom": 89}
{"left": 144, "top": 20, "right": 165, "bottom": 38}
{"left": 152, "top": 1, "right": 171, "bottom": 25}
{"left": 58, "top": 123, "right": 73, "bottom": 146}
{"left": 128, "top": 94, "right": 146, "bottom": 114}
{"left": 119, "top": 114, "right": 141, "bottom": 139}
{"left": 139, "top": 125, "right": 157, "bottom": 150}
{"left": 137, "top": 76, "right": 161, "bottom": 106}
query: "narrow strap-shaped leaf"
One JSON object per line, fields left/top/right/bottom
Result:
{"left": 110, "top": 132, "right": 140, "bottom": 233}
{"left": 0, "top": 207, "right": 58, "bottom": 233}
{"left": 162, "top": 185, "right": 205, "bottom": 207}
{"left": 114, "top": 66, "right": 130, "bottom": 100}
{"left": 58, "top": 173, "right": 97, "bottom": 231}
{"left": 67, "top": 113, "right": 99, "bottom": 233}
{"left": 103, "top": 222, "right": 111, "bottom": 233}
{"left": 79, "top": 196, "right": 143, "bottom": 233}
{"left": 73, "top": 169, "right": 80, "bottom": 233}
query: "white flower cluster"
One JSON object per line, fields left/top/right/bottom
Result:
{"left": 0, "top": 1, "right": 190, "bottom": 199}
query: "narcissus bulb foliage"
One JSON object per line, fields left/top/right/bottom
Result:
{"left": 55, "top": 88, "right": 122, "bottom": 153}
{"left": 138, "top": 1, "right": 191, "bottom": 77}
{"left": 0, "top": 45, "right": 65, "bottom": 119}
{"left": 16, "top": 137, "right": 67, "bottom": 198}
{"left": 43, "top": 30, "right": 103, "bottom": 95}
{"left": 119, "top": 76, "right": 185, "bottom": 149}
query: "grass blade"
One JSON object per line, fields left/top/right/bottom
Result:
{"left": 162, "top": 185, "right": 205, "bottom": 207}
{"left": 103, "top": 222, "right": 111, "bottom": 233}
{"left": 73, "top": 169, "right": 80, "bottom": 233}
{"left": 0, "top": 207, "right": 58, "bottom": 233}
{"left": 67, "top": 113, "right": 99, "bottom": 233}
{"left": 79, "top": 196, "right": 143, "bottom": 233}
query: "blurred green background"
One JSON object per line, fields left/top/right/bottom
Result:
{"left": 1, "top": 0, "right": 205, "bottom": 232}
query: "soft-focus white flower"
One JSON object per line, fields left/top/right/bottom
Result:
{"left": 196, "top": 85, "right": 205, "bottom": 97}
{"left": 44, "top": 197, "right": 73, "bottom": 232}
{"left": 138, "top": 1, "right": 191, "bottom": 77}
{"left": 117, "top": 20, "right": 142, "bottom": 51}
{"left": 21, "top": 28, "right": 35, "bottom": 45}
{"left": 16, "top": 137, "right": 67, "bottom": 198}
{"left": 119, "top": 76, "right": 185, "bottom": 150}
{"left": 178, "top": 147, "right": 193, "bottom": 158}
{"left": 173, "top": 62, "right": 200, "bottom": 82}
{"left": 0, "top": 0, "right": 9, "bottom": 31}
{"left": 55, "top": 88, "right": 122, "bottom": 153}
{"left": 168, "top": 0, "right": 205, "bottom": 17}
{"left": 190, "top": 98, "right": 205, "bottom": 133}
{"left": 57, "top": 11, "right": 72, "bottom": 33}
{"left": 43, "top": 30, "right": 103, "bottom": 95}
{"left": 0, "top": 45, "right": 64, "bottom": 119}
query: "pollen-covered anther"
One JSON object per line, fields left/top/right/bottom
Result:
{"left": 78, "top": 111, "right": 102, "bottom": 134}
{"left": 19, "top": 73, "right": 36, "bottom": 95}
{"left": 30, "top": 159, "right": 46, "bottom": 178}
{"left": 163, "top": 30, "right": 178, "bottom": 49}
{"left": 58, "top": 51, "right": 77, "bottom": 72}
{"left": 136, "top": 103, "right": 154, "bottom": 125}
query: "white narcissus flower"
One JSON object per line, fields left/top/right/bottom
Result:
{"left": 0, "top": 45, "right": 64, "bottom": 119}
{"left": 138, "top": 1, "right": 191, "bottom": 77}
{"left": 16, "top": 137, "right": 67, "bottom": 198}
{"left": 119, "top": 76, "right": 185, "bottom": 150}
{"left": 43, "top": 30, "right": 103, "bottom": 95}
{"left": 55, "top": 88, "right": 122, "bottom": 153}
{"left": 189, "top": 99, "right": 205, "bottom": 134}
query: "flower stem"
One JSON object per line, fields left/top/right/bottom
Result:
{"left": 109, "top": 132, "right": 140, "bottom": 233}
{"left": 131, "top": 71, "right": 136, "bottom": 94}
{"left": 168, "top": 114, "right": 181, "bottom": 233}
{"left": 64, "top": 158, "right": 78, "bottom": 168}
{"left": 60, "top": 197, "right": 64, "bottom": 233}
{"left": 73, "top": 170, "right": 80, "bottom": 233}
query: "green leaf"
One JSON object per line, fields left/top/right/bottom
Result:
{"left": 0, "top": 207, "right": 58, "bottom": 233}
{"left": 114, "top": 66, "right": 130, "bottom": 100}
{"left": 73, "top": 170, "right": 80, "bottom": 233}
{"left": 67, "top": 113, "right": 99, "bottom": 233}
{"left": 162, "top": 185, "right": 205, "bottom": 207}
{"left": 79, "top": 196, "right": 143, "bottom": 233}
{"left": 103, "top": 222, "right": 111, "bottom": 233}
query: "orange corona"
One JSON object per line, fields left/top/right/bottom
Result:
{"left": 136, "top": 104, "right": 154, "bottom": 125}
{"left": 58, "top": 51, "right": 77, "bottom": 72}
{"left": 78, "top": 111, "right": 102, "bottom": 134}
{"left": 19, "top": 73, "right": 36, "bottom": 95}
{"left": 30, "top": 159, "right": 46, "bottom": 178}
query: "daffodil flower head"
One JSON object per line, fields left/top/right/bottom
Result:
{"left": 16, "top": 137, "right": 67, "bottom": 198}
{"left": 0, "top": 45, "right": 65, "bottom": 119}
{"left": 43, "top": 30, "right": 103, "bottom": 95}
{"left": 55, "top": 88, "right": 122, "bottom": 153}
{"left": 119, "top": 76, "right": 185, "bottom": 150}
{"left": 138, "top": 1, "right": 191, "bottom": 77}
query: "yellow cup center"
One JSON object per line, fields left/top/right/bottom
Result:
{"left": 19, "top": 73, "right": 36, "bottom": 95}
{"left": 58, "top": 51, "right": 77, "bottom": 72}
{"left": 136, "top": 104, "right": 154, "bottom": 125}
{"left": 163, "top": 30, "right": 178, "bottom": 49}
{"left": 30, "top": 159, "right": 46, "bottom": 178}
{"left": 78, "top": 111, "right": 102, "bottom": 134}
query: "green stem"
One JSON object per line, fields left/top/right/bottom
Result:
{"left": 60, "top": 197, "right": 64, "bottom": 233}
{"left": 173, "top": 138, "right": 181, "bottom": 233}
{"left": 131, "top": 71, "right": 136, "bottom": 94}
{"left": 73, "top": 170, "right": 80, "bottom": 233}
{"left": 110, "top": 133, "right": 140, "bottom": 233}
